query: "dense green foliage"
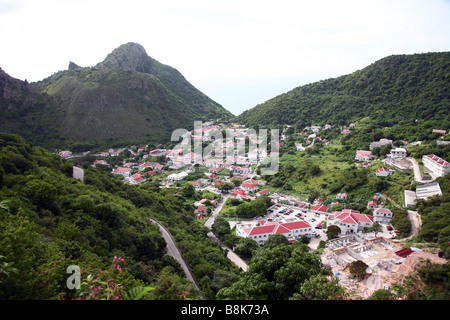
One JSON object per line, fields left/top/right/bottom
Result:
{"left": 216, "top": 244, "right": 343, "bottom": 300}
{"left": 0, "top": 133, "right": 238, "bottom": 299}
{"left": 416, "top": 174, "right": 450, "bottom": 257}
{"left": 236, "top": 52, "right": 450, "bottom": 129}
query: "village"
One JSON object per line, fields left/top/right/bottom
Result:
{"left": 58, "top": 120, "right": 449, "bottom": 298}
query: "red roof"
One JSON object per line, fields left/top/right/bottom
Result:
{"left": 425, "top": 154, "right": 450, "bottom": 166}
{"left": 188, "top": 181, "right": 203, "bottom": 186}
{"left": 333, "top": 210, "right": 373, "bottom": 225}
{"left": 243, "top": 220, "right": 311, "bottom": 236}
{"left": 312, "top": 205, "right": 329, "bottom": 212}
{"left": 395, "top": 248, "right": 414, "bottom": 258}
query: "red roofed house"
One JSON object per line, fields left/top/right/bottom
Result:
{"left": 235, "top": 220, "right": 313, "bottom": 245}
{"left": 336, "top": 193, "right": 348, "bottom": 200}
{"left": 311, "top": 204, "right": 329, "bottom": 214}
{"left": 59, "top": 151, "right": 72, "bottom": 158}
{"left": 187, "top": 181, "right": 204, "bottom": 188}
{"left": 256, "top": 189, "right": 271, "bottom": 197}
{"left": 112, "top": 167, "right": 132, "bottom": 177}
{"left": 194, "top": 206, "right": 208, "bottom": 214}
{"left": 241, "top": 183, "right": 259, "bottom": 193}
{"left": 376, "top": 167, "right": 393, "bottom": 177}
{"left": 327, "top": 209, "right": 374, "bottom": 234}
{"left": 422, "top": 154, "right": 450, "bottom": 177}
{"left": 230, "top": 189, "right": 247, "bottom": 200}
{"left": 373, "top": 208, "right": 393, "bottom": 223}
{"left": 355, "top": 150, "right": 375, "bottom": 162}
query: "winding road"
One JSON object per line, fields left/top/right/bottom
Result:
{"left": 73, "top": 166, "right": 84, "bottom": 183}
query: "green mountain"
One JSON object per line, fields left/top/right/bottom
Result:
{"left": 0, "top": 67, "right": 65, "bottom": 147}
{"left": 236, "top": 52, "right": 450, "bottom": 129}
{"left": 1, "top": 42, "right": 232, "bottom": 149}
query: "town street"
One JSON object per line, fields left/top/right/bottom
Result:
{"left": 203, "top": 190, "right": 249, "bottom": 272}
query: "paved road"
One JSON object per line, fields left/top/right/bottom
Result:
{"left": 73, "top": 166, "right": 84, "bottom": 183}
{"left": 203, "top": 191, "right": 249, "bottom": 272}
{"left": 148, "top": 217, "right": 203, "bottom": 294}
{"left": 407, "top": 157, "right": 438, "bottom": 183}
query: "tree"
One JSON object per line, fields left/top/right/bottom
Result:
{"left": 220, "top": 245, "right": 332, "bottom": 300}
{"left": 24, "top": 179, "right": 57, "bottom": 210}
{"left": 264, "top": 234, "right": 289, "bottom": 249}
{"left": 181, "top": 183, "right": 195, "bottom": 198}
{"left": 349, "top": 260, "right": 368, "bottom": 281}
{"left": 327, "top": 225, "right": 341, "bottom": 239}
{"left": 234, "top": 237, "right": 258, "bottom": 259}
{"left": 211, "top": 217, "right": 231, "bottom": 240}
{"left": 369, "top": 222, "right": 382, "bottom": 237}
{"left": 217, "top": 182, "right": 233, "bottom": 192}
{"left": 292, "top": 274, "right": 346, "bottom": 300}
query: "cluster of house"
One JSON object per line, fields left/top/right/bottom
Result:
{"left": 165, "top": 122, "right": 273, "bottom": 169}
{"left": 341, "top": 123, "right": 357, "bottom": 134}
{"left": 295, "top": 125, "right": 335, "bottom": 151}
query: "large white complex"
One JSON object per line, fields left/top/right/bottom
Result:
{"left": 235, "top": 220, "right": 313, "bottom": 246}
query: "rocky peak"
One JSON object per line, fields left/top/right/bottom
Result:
{"left": 96, "top": 42, "right": 153, "bottom": 73}
{"left": 68, "top": 61, "right": 81, "bottom": 70}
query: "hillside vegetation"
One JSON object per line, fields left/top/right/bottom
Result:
{"left": 236, "top": 52, "right": 450, "bottom": 129}
{"left": 0, "top": 133, "right": 239, "bottom": 300}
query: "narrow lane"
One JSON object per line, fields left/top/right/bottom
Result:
{"left": 204, "top": 191, "right": 249, "bottom": 272}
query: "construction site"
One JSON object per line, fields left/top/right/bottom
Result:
{"left": 321, "top": 233, "right": 447, "bottom": 299}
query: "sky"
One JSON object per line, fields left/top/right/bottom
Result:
{"left": 1, "top": 0, "right": 450, "bottom": 116}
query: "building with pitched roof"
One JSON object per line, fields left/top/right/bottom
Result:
{"left": 422, "top": 154, "right": 450, "bottom": 177}
{"left": 327, "top": 209, "right": 374, "bottom": 235}
{"left": 235, "top": 220, "right": 313, "bottom": 246}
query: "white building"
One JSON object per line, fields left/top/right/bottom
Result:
{"left": 327, "top": 209, "right": 374, "bottom": 234}
{"left": 235, "top": 220, "right": 313, "bottom": 246}
{"left": 388, "top": 147, "right": 407, "bottom": 159}
{"left": 422, "top": 154, "right": 450, "bottom": 177}
{"left": 355, "top": 150, "right": 375, "bottom": 162}
{"left": 167, "top": 170, "right": 189, "bottom": 181}
{"left": 376, "top": 167, "right": 393, "bottom": 177}
{"left": 373, "top": 208, "right": 393, "bottom": 223}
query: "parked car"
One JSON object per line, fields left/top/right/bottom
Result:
{"left": 387, "top": 226, "right": 393, "bottom": 231}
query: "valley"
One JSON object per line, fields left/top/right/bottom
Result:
{"left": 0, "top": 49, "right": 449, "bottom": 301}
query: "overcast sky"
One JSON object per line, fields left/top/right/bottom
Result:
{"left": 1, "top": 0, "right": 450, "bottom": 116}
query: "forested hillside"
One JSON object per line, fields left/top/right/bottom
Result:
{"left": 236, "top": 52, "right": 450, "bottom": 129}
{"left": 0, "top": 133, "right": 239, "bottom": 300}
